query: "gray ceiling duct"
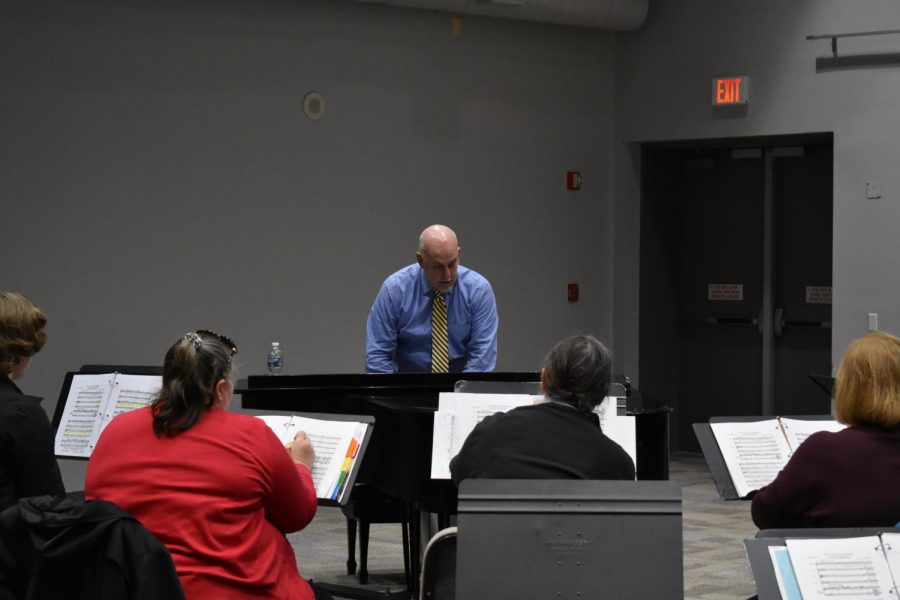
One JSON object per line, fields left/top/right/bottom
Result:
{"left": 351, "top": 0, "right": 648, "bottom": 31}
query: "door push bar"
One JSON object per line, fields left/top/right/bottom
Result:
{"left": 684, "top": 310, "right": 831, "bottom": 336}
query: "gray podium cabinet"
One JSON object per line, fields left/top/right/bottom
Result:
{"left": 456, "top": 479, "right": 683, "bottom": 599}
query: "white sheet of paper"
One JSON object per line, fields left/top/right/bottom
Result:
{"left": 779, "top": 418, "right": 846, "bottom": 451}
{"left": 55, "top": 373, "right": 111, "bottom": 458}
{"left": 709, "top": 420, "right": 792, "bottom": 498}
{"left": 596, "top": 397, "right": 637, "bottom": 474}
{"left": 787, "top": 536, "right": 896, "bottom": 600}
{"left": 881, "top": 532, "right": 900, "bottom": 587}
{"left": 430, "top": 411, "right": 458, "bottom": 480}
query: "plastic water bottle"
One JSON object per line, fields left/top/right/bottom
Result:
{"left": 266, "top": 342, "right": 284, "bottom": 375}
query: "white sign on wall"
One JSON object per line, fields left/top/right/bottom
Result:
{"left": 806, "top": 286, "right": 832, "bottom": 305}
{"left": 708, "top": 284, "right": 744, "bottom": 301}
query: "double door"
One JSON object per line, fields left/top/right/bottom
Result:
{"left": 639, "top": 135, "right": 833, "bottom": 451}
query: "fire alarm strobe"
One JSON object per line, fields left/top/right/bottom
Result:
{"left": 566, "top": 171, "right": 582, "bottom": 190}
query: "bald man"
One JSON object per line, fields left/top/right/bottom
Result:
{"left": 365, "top": 225, "right": 498, "bottom": 373}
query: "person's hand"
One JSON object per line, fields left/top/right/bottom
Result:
{"left": 286, "top": 431, "right": 315, "bottom": 470}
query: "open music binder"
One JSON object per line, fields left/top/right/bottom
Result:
{"left": 693, "top": 415, "right": 844, "bottom": 500}
{"left": 745, "top": 528, "right": 900, "bottom": 600}
{"left": 241, "top": 409, "right": 374, "bottom": 507}
{"left": 52, "top": 367, "right": 163, "bottom": 459}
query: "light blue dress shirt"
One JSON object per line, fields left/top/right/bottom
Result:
{"left": 365, "top": 264, "right": 498, "bottom": 373}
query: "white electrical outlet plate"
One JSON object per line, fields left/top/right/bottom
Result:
{"left": 868, "top": 312, "right": 879, "bottom": 331}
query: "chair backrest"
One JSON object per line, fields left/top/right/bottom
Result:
{"left": 419, "top": 526, "right": 457, "bottom": 600}
{"left": 453, "top": 380, "right": 541, "bottom": 395}
{"left": 0, "top": 495, "right": 184, "bottom": 599}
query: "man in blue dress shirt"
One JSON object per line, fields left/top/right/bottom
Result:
{"left": 366, "top": 224, "right": 498, "bottom": 373}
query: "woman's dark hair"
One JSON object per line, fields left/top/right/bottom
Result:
{"left": 542, "top": 334, "right": 612, "bottom": 414}
{"left": 152, "top": 330, "right": 236, "bottom": 438}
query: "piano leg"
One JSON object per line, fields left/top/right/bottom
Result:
{"left": 346, "top": 518, "right": 357, "bottom": 576}
{"left": 358, "top": 521, "right": 370, "bottom": 585}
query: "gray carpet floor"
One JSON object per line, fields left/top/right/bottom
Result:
{"left": 290, "top": 452, "right": 758, "bottom": 599}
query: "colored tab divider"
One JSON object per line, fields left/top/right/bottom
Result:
{"left": 329, "top": 425, "right": 367, "bottom": 501}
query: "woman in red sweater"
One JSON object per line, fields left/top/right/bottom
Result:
{"left": 752, "top": 331, "right": 900, "bottom": 529}
{"left": 86, "top": 330, "right": 328, "bottom": 599}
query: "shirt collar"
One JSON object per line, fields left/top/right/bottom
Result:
{"left": 418, "top": 266, "right": 456, "bottom": 297}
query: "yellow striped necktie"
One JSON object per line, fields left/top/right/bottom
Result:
{"left": 431, "top": 290, "right": 449, "bottom": 373}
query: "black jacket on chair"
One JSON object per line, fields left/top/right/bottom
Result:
{"left": 0, "top": 495, "right": 184, "bottom": 600}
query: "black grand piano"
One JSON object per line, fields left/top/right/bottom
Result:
{"left": 236, "top": 372, "right": 670, "bottom": 597}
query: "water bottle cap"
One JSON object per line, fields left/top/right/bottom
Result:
{"left": 272, "top": 342, "right": 280, "bottom": 346}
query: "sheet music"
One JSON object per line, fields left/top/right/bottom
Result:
{"left": 786, "top": 536, "right": 897, "bottom": 600}
{"left": 55, "top": 374, "right": 111, "bottom": 458}
{"left": 881, "top": 532, "right": 900, "bottom": 589}
{"left": 710, "top": 420, "right": 792, "bottom": 498}
{"left": 257, "top": 415, "right": 366, "bottom": 502}
{"left": 431, "top": 393, "right": 538, "bottom": 479}
{"left": 54, "top": 373, "right": 161, "bottom": 458}
{"left": 779, "top": 418, "right": 846, "bottom": 451}
{"left": 595, "top": 397, "right": 637, "bottom": 473}
{"left": 108, "top": 374, "right": 159, "bottom": 419}
{"left": 430, "top": 393, "right": 638, "bottom": 479}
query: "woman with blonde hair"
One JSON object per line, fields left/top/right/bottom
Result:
{"left": 752, "top": 331, "right": 900, "bottom": 528}
{"left": 0, "top": 292, "right": 65, "bottom": 511}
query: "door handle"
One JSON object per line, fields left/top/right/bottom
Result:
{"left": 774, "top": 307, "right": 832, "bottom": 334}
{"left": 683, "top": 316, "right": 758, "bottom": 325}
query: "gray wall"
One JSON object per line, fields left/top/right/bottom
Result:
{"left": 2, "top": 0, "right": 617, "bottom": 488}
{"left": 8, "top": 0, "right": 900, "bottom": 489}
{"left": 613, "top": 0, "right": 900, "bottom": 383}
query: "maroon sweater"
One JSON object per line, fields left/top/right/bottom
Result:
{"left": 751, "top": 425, "right": 900, "bottom": 529}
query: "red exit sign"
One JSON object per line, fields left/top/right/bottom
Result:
{"left": 711, "top": 76, "right": 750, "bottom": 106}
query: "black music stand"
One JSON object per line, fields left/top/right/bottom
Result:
{"left": 808, "top": 373, "right": 835, "bottom": 398}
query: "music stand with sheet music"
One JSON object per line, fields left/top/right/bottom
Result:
{"left": 51, "top": 365, "right": 163, "bottom": 460}
{"left": 744, "top": 527, "right": 900, "bottom": 600}
{"left": 693, "top": 415, "right": 835, "bottom": 500}
{"left": 238, "top": 408, "right": 374, "bottom": 508}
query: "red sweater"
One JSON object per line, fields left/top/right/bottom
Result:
{"left": 86, "top": 407, "right": 317, "bottom": 599}
{"left": 751, "top": 424, "right": 900, "bottom": 529}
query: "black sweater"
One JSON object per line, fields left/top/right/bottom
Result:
{"left": 449, "top": 401, "right": 635, "bottom": 485}
{"left": 0, "top": 376, "right": 65, "bottom": 511}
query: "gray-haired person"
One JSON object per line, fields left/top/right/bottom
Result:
{"left": 449, "top": 334, "right": 635, "bottom": 485}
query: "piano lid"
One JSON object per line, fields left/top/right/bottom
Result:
{"left": 237, "top": 371, "right": 541, "bottom": 395}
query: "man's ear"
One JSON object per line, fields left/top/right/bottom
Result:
{"left": 540, "top": 367, "right": 549, "bottom": 394}
{"left": 416, "top": 251, "right": 424, "bottom": 267}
